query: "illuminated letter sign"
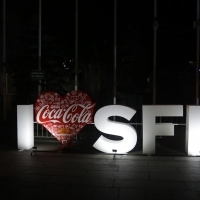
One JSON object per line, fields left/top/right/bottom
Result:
{"left": 17, "top": 105, "right": 34, "bottom": 150}
{"left": 29, "top": 89, "right": 200, "bottom": 156}
{"left": 18, "top": 100, "right": 200, "bottom": 156}
{"left": 186, "top": 106, "right": 200, "bottom": 156}
{"left": 93, "top": 105, "right": 137, "bottom": 154}
{"left": 142, "top": 105, "right": 183, "bottom": 155}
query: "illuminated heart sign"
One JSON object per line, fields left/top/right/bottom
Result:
{"left": 35, "top": 90, "right": 96, "bottom": 145}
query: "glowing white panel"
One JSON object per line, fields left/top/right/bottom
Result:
{"left": 143, "top": 105, "right": 183, "bottom": 155}
{"left": 186, "top": 106, "right": 200, "bottom": 156}
{"left": 17, "top": 105, "right": 34, "bottom": 150}
{"left": 93, "top": 105, "right": 137, "bottom": 154}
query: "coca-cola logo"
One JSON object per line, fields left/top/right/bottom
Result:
{"left": 35, "top": 90, "right": 96, "bottom": 146}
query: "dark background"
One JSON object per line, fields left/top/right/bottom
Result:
{"left": 1, "top": 0, "right": 198, "bottom": 106}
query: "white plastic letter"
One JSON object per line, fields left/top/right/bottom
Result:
{"left": 143, "top": 105, "right": 183, "bottom": 155}
{"left": 186, "top": 106, "right": 200, "bottom": 156}
{"left": 17, "top": 105, "right": 34, "bottom": 150}
{"left": 93, "top": 105, "right": 137, "bottom": 154}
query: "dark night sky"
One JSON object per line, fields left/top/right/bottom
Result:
{"left": 1, "top": 0, "right": 198, "bottom": 105}
{"left": 3, "top": 0, "right": 196, "bottom": 64}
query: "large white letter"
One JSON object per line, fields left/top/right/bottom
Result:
{"left": 143, "top": 105, "right": 183, "bottom": 155}
{"left": 186, "top": 106, "right": 200, "bottom": 156}
{"left": 17, "top": 105, "right": 34, "bottom": 150}
{"left": 93, "top": 105, "right": 137, "bottom": 154}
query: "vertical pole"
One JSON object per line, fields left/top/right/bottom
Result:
{"left": 3, "top": 0, "right": 6, "bottom": 121}
{"left": 153, "top": 0, "right": 158, "bottom": 105}
{"left": 75, "top": 0, "right": 78, "bottom": 90}
{"left": 38, "top": 0, "right": 42, "bottom": 95}
{"left": 196, "top": 0, "right": 200, "bottom": 105}
{"left": 113, "top": 0, "right": 117, "bottom": 105}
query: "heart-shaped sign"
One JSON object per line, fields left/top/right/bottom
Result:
{"left": 35, "top": 90, "right": 96, "bottom": 146}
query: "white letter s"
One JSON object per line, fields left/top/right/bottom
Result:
{"left": 93, "top": 105, "right": 137, "bottom": 154}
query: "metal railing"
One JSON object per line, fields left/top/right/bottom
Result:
{"left": 33, "top": 115, "right": 186, "bottom": 142}
{"left": 34, "top": 122, "right": 54, "bottom": 138}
